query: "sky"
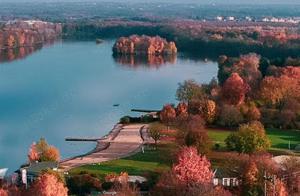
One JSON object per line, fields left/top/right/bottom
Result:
{"left": 2, "top": 0, "right": 300, "bottom": 4}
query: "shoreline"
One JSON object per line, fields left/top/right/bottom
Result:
{"left": 60, "top": 123, "right": 147, "bottom": 171}
{"left": 60, "top": 123, "right": 123, "bottom": 164}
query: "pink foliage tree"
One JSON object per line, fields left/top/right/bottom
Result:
{"left": 0, "top": 188, "right": 8, "bottom": 196}
{"left": 172, "top": 146, "right": 213, "bottom": 184}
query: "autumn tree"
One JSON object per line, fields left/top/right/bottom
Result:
{"left": 187, "top": 99, "right": 216, "bottom": 124}
{"left": 176, "top": 80, "right": 207, "bottom": 103}
{"left": 172, "top": 146, "right": 213, "bottom": 184}
{"left": 201, "top": 100, "right": 217, "bottom": 124}
{"left": 160, "top": 104, "right": 176, "bottom": 126}
{"left": 28, "top": 143, "right": 39, "bottom": 162}
{"left": 105, "top": 172, "right": 140, "bottom": 196}
{"left": 242, "top": 161, "right": 262, "bottom": 195}
{"left": 267, "top": 178, "right": 288, "bottom": 196}
{"left": 218, "top": 53, "right": 262, "bottom": 90}
{"left": 279, "top": 97, "right": 300, "bottom": 129}
{"left": 260, "top": 75, "right": 300, "bottom": 105}
{"left": 175, "top": 102, "right": 188, "bottom": 117}
{"left": 28, "top": 138, "right": 60, "bottom": 163}
{"left": 281, "top": 156, "right": 300, "bottom": 194}
{"left": 175, "top": 114, "right": 205, "bottom": 145}
{"left": 154, "top": 147, "right": 230, "bottom": 196}
{"left": 240, "top": 102, "right": 261, "bottom": 122}
{"left": 222, "top": 73, "right": 249, "bottom": 105}
{"left": 225, "top": 121, "right": 271, "bottom": 153}
{"left": 0, "top": 188, "right": 8, "bottom": 196}
{"left": 28, "top": 172, "right": 68, "bottom": 196}
{"left": 185, "top": 130, "right": 212, "bottom": 155}
{"left": 218, "top": 104, "right": 244, "bottom": 127}
{"left": 0, "top": 184, "right": 20, "bottom": 196}
{"left": 149, "top": 123, "right": 166, "bottom": 148}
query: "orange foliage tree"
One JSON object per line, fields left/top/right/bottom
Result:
{"left": 28, "top": 138, "right": 60, "bottom": 163}
{"left": 222, "top": 73, "right": 249, "bottom": 105}
{"left": 176, "top": 102, "right": 188, "bottom": 117}
{"left": 267, "top": 178, "right": 288, "bottom": 196}
{"left": 160, "top": 104, "right": 176, "bottom": 125}
{"left": 28, "top": 172, "right": 68, "bottom": 196}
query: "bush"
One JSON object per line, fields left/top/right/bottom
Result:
{"left": 295, "top": 144, "right": 300, "bottom": 152}
{"left": 101, "top": 181, "right": 113, "bottom": 191}
{"left": 141, "top": 115, "right": 154, "bottom": 123}
{"left": 214, "top": 143, "right": 221, "bottom": 151}
{"left": 120, "top": 116, "right": 131, "bottom": 124}
{"left": 225, "top": 121, "right": 271, "bottom": 154}
{"left": 67, "top": 174, "right": 101, "bottom": 196}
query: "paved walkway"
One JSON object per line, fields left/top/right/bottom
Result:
{"left": 60, "top": 124, "right": 147, "bottom": 171}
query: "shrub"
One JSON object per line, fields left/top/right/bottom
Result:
{"left": 102, "top": 181, "right": 114, "bottom": 191}
{"left": 141, "top": 115, "right": 154, "bottom": 123}
{"left": 120, "top": 116, "right": 131, "bottom": 124}
{"left": 295, "top": 144, "right": 300, "bottom": 152}
{"left": 214, "top": 143, "right": 221, "bottom": 150}
{"left": 225, "top": 121, "right": 271, "bottom": 154}
{"left": 67, "top": 174, "right": 101, "bottom": 196}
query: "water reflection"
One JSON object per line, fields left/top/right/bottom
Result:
{"left": 0, "top": 46, "right": 42, "bottom": 63}
{"left": 113, "top": 54, "right": 177, "bottom": 69}
{"left": 0, "top": 40, "right": 58, "bottom": 63}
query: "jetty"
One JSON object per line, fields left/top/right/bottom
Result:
{"left": 60, "top": 124, "right": 149, "bottom": 171}
{"left": 131, "top": 109, "right": 160, "bottom": 113}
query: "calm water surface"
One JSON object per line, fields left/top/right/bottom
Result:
{"left": 0, "top": 40, "right": 218, "bottom": 172}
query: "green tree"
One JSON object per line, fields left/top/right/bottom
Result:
{"left": 149, "top": 123, "right": 166, "bottom": 148}
{"left": 185, "top": 130, "right": 212, "bottom": 155}
{"left": 176, "top": 80, "right": 207, "bottom": 103}
{"left": 225, "top": 121, "right": 271, "bottom": 154}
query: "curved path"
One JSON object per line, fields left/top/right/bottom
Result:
{"left": 60, "top": 124, "right": 147, "bottom": 171}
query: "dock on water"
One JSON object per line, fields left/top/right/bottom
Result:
{"left": 65, "top": 137, "right": 100, "bottom": 142}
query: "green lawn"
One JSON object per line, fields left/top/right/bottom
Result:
{"left": 68, "top": 127, "right": 299, "bottom": 185}
{"left": 69, "top": 143, "right": 175, "bottom": 182}
{"left": 207, "top": 129, "right": 232, "bottom": 148}
{"left": 266, "top": 128, "right": 300, "bottom": 150}
{"left": 207, "top": 128, "right": 300, "bottom": 153}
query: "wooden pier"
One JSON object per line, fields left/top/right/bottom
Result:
{"left": 131, "top": 109, "right": 160, "bottom": 113}
{"left": 65, "top": 137, "right": 100, "bottom": 142}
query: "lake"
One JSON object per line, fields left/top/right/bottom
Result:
{"left": 0, "top": 40, "right": 218, "bottom": 173}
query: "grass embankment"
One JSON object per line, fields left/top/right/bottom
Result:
{"left": 69, "top": 142, "right": 176, "bottom": 183}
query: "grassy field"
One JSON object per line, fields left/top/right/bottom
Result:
{"left": 69, "top": 125, "right": 299, "bottom": 185}
{"left": 69, "top": 142, "right": 176, "bottom": 183}
{"left": 207, "top": 128, "right": 300, "bottom": 152}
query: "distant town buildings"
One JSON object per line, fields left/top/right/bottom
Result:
{"left": 215, "top": 15, "right": 300, "bottom": 24}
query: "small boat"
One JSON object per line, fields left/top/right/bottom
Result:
{"left": 96, "top": 39, "right": 104, "bottom": 44}
{"left": 113, "top": 104, "right": 120, "bottom": 107}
